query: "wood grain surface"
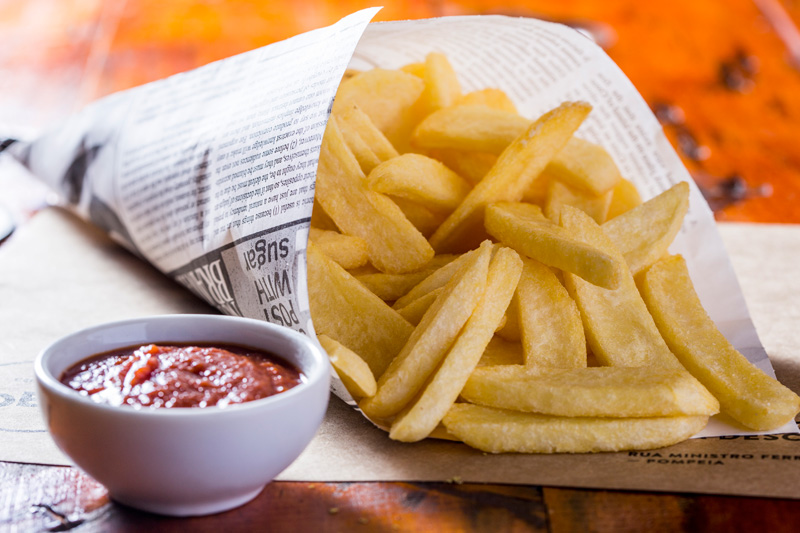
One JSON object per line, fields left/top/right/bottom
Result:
{"left": 4, "top": 462, "right": 800, "bottom": 532}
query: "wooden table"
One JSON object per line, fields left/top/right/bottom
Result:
{"left": 3, "top": 1, "right": 800, "bottom": 531}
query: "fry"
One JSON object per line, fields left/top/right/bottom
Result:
{"left": 442, "top": 404, "right": 709, "bottom": 454}
{"left": 429, "top": 101, "right": 592, "bottom": 253}
{"left": 485, "top": 201, "right": 624, "bottom": 290}
{"left": 639, "top": 254, "right": 800, "bottom": 430}
{"left": 419, "top": 52, "right": 462, "bottom": 114}
{"left": 359, "top": 241, "right": 493, "bottom": 419}
{"left": 544, "top": 179, "right": 612, "bottom": 225}
{"left": 390, "top": 247, "right": 523, "bottom": 441}
{"left": 334, "top": 68, "right": 425, "bottom": 152}
{"left": 516, "top": 257, "right": 586, "bottom": 368}
{"left": 558, "top": 205, "right": 683, "bottom": 369}
{"left": 307, "top": 242, "right": 413, "bottom": 378}
{"left": 544, "top": 136, "right": 622, "bottom": 196}
{"left": 454, "top": 88, "right": 518, "bottom": 113}
{"left": 461, "top": 365, "right": 719, "bottom": 417}
{"left": 315, "top": 117, "right": 434, "bottom": 273}
{"left": 309, "top": 228, "right": 369, "bottom": 270}
{"left": 603, "top": 181, "right": 689, "bottom": 275}
{"left": 368, "top": 154, "right": 471, "bottom": 213}
{"left": 413, "top": 105, "right": 530, "bottom": 154}
{"left": 318, "top": 334, "right": 377, "bottom": 399}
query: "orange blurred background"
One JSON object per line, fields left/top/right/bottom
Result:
{"left": 2, "top": 0, "right": 800, "bottom": 222}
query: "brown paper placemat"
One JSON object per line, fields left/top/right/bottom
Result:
{"left": 2, "top": 208, "right": 799, "bottom": 498}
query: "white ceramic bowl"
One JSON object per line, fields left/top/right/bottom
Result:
{"left": 34, "top": 314, "right": 330, "bottom": 517}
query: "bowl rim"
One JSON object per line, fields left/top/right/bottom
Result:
{"left": 34, "top": 314, "right": 329, "bottom": 418}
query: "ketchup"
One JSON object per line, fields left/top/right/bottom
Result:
{"left": 61, "top": 343, "right": 303, "bottom": 408}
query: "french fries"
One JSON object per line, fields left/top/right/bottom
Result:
{"left": 307, "top": 54, "right": 798, "bottom": 454}
{"left": 638, "top": 254, "right": 800, "bottom": 430}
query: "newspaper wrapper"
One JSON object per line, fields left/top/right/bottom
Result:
{"left": 3, "top": 9, "right": 797, "bottom": 442}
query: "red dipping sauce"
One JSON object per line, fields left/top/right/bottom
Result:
{"left": 60, "top": 343, "right": 303, "bottom": 408}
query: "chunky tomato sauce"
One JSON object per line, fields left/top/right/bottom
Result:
{"left": 61, "top": 344, "right": 303, "bottom": 408}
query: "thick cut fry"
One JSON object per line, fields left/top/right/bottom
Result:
{"left": 420, "top": 52, "right": 462, "bottom": 114}
{"left": 359, "top": 241, "right": 493, "bottom": 419}
{"left": 318, "top": 334, "right": 377, "bottom": 399}
{"left": 400, "top": 62, "right": 426, "bottom": 78}
{"left": 427, "top": 148, "right": 497, "bottom": 185}
{"left": 544, "top": 136, "right": 622, "bottom": 196}
{"left": 442, "top": 404, "right": 709, "bottom": 454}
{"left": 521, "top": 171, "right": 553, "bottom": 206}
{"left": 462, "top": 365, "right": 719, "bottom": 417}
{"left": 393, "top": 247, "right": 481, "bottom": 309}
{"left": 315, "top": 118, "right": 434, "bottom": 273}
{"left": 390, "top": 247, "right": 523, "bottom": 442}
{"left": 368, "top": 154, "right": 472, "bottom": 213}
{"left": 334, "top": 68, "right": 425, "bottom": 152}
{"left": 516, "top": 257, "right": 586, "bottom": 368}
{"left": 477, "top": 336, "right": 524, "bottom": 366}
{"left": 354, "top": 255, "right": 455, "bottom": 301}
{"left": 639, "top": 254, "right": 800, "bottom": 430}
{"left": 310, "top": 199, "right": 338, "bottom": 231}
{"left": 558, "top": 206, "right": 683, "bottom": 369}
{"left": 396, "top": 287, "right": 443, "bottom": 325}
{"left": 454, "top": 88, "right": 518, "bottom": 113}
{"left": 336, "top": 103, "right": 400, "bottom": 174}
{"left": 413, "top": 105, "right": 530, "bottom": 155}
{"left": 603, "top": 181, "right": 689, "bottom": 275}
{"left": 309, "top": 228, "right": 369, "bottom": 270}
{"left": 389, "top": 196, "right": 446, "bottom": 238}
{"left": 307, "top": 242, "right": 413, "bottom": 378}
{"left": 485, "top": 201, "right": 624, "bottom": 290}
{"left": 544, "top": 179, "right": 612, "bottom": 225}
{"left": 606, "top": 177, "right": 642, "bottom": 220}
{"left": 430, "top": 101, "right": 592, "bottom": 253}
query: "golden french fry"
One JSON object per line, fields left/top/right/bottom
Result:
{"left": 516, "top": 257, "right": 586, "bottom": 368}
{"left": 412, "top": 105, "right": 530, "bottom": 155}
{"left": 544, "top": 179, "right": 613, "bottom": 225}
{"left": 639, "top": 254, "right": 800, "bottom": 430}
{"left": 400, "top": 62, "right": 426, "bottom": 78}
{"left": 602, "top": 181, "right": 689, "bottom": 275}
{"left": 544, "top": 136, "right": 622, "bottom": 196}
{"left": 442, "top": 404, "right": 709, "bottom": 454}
{"left": 558, "top": 205, "right": 683, "bottom": 369}
{"left": 318, "top": 334, "right": 377, "bottom": 399}
{"left": 387, "top": 196, "right": 446, "bottom": 238}
{"left": 390, "top": 247, "right": 523, "bottom": 442}
{"left": 429, "top": 101, "right": 592, "bottom": 253}
{"left": 427, "top": 148, "right": 497, "bottom": 185}
{"left": 485, "top": 201, "right": 624, "bottom": 290}
{"left": 419, "top": 52, "right": 462, "bottom": 114}
{"left": 359, "top": 241, "right": 493, "bottom": 419}
{"left": 336, "top": 103, "right": 400, "bottom": 174}
{"left": 477, "top": 336, "right": 524, "bottom": 367}
{"left": 606, "top": 177, "right": 643, "bottom": 220}
{"left": 309, "top": 228, "right": 369, "bottom": 270}
{"left": 315, "top": 117, "right": 434, "bottom": 273}
{"left": 396, "top": 287, "right": 443, "bottom": 325}
{"left": 521, "top": 171, "right": 553, "bottom": 206}
{"left": 353, "top": 255, "right": 455, "bottom": 302}
{"left": 307, "top": 242, "right": 413, "bottom": 378}
{"left": 368, "top": 154, "right": 472, "bottom": 213}
{"left": 310, "top": 198, "right": 338, "bottom": 231}
{"left": 454, "top": 88, "right": 518, "bottom": 113}
{"left": 393, "top": 247, "right": 482, "bottom": 309}
{"left": 334, "top": 68, "right": 426, "bottom": 152}
{"left": 462, "top": 365, "right": 719, "bottom": 417}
